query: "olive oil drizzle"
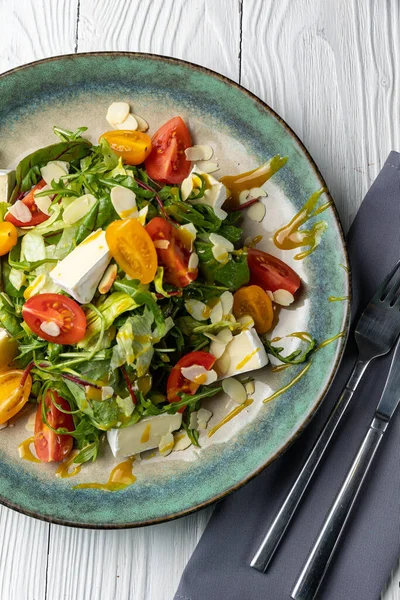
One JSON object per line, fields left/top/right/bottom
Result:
{"left": 73, "top": 456, "right": 136, "bottom": 491}
{"left": 208, "top": 399, "right": 254, "bottom": 438}
{"left": 273, "top": 189, "right": 330, "bottom": 260}
{"left": 328, "top": 296, "right": 349, "bottom": 303}
{"left": 263, "top": 361, "right": 312, "bottom": 404}
{"left": 18, "top": 436, "right": 40, "bottom": 463}
{"left": 317, "top": 331, "right": 346, "bottom": 350}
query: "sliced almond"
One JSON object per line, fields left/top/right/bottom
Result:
{"left": 209, "top": 233, "right": 234, "bottom": 252}
{"left": 209, "top": 340, "right": 227, "bottom": 359}
{"left": 137, "top": 205, "right": 148, "bottom": 226}
{"left": 210, "top": 300, "right": 223, "bottom": 324}
{"left": 173, "top": 431, "right": 192, "bottom": 451}
{"left": 209, "top": 328, "right": 233, "bottom": 358}
{"left": 63, "top": 193, "right": 97, "bottom": 225}
{"left": 266, "top": 290, "right": 274, "bottom": 301}
{"left": 245, "top": 380, "right": 255, "bottom": 396}
{"left": 41, "top": 162, "right": 68, "bottom": 185}
{"left": 132, "top": 114, "right": 149, "bottom": 132}
{"left": 98, "top": 264, "right": 117, "bottom": 294}
{"left": 111, "top": 186, "right": 137, "bottom": 219}
{"left": 106, "top": 101, "right": 130, "bottom": 125}
{"left": 222, "top": 377, "right": 247, "bottom": 404}
{"left": 40, "top": 321, "right": 60, "bottom": 337}
{"left": 181, "top": 365, "right": 217, "bottom": 385}
{"left": 247, "top": 201, "right": 266, "bottom": 222}
{"left": 216, "top": 349, "right": 231, "bottom": 375}
{"left": 179, "top": 223, "right": 197, "bottom": 249}
{"left": 212, "top": 244, "right": 229, "bottom": 264}
{"left": 6, "top": 200, "right": 32, "bottom": 224}
{"left": 220, "top": 291, "right": 234, "bottom": 316}
{"left": 273, "top": 289, "right": 295, "bottom": 306}
{"left": 239, "top": 190, "right": 250, "bottom": 205}
{"left": 197, "top": 408, "right": 213, "bottom": 430}
{"left": 185, "top": 145, "right": 214, "bottom": 162}
{"left": 154, "top": 239, "right": 170, "bottom": 249}
{"left": 249, "top": 187, "right": 267, "bottom": 198}
{"left": 185, "top": 299, "right": 209, "bottom": 321}
{"left": 101, "top": 386, "right": 114, "bottom": 400}
{"left": 116, "top": 113, "right": 138, "bottom": 131}
{"left": 197, "top": 160, "right": 219, "bottom": 174}
{"left": 159, "top": 432, "right": 174, "bottom": 457}
{"left": 188, "top": 252, "right": 199, "bottom": 270}
{"left": 237, "top": 315, "right": 255, "bottom": 329}
{"left": 34, "top": 195, "right": 52, "bottom": 216}
{"left": 181, "top": 176, "right": 193, "bottom": 201}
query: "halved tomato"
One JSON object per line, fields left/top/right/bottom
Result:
{"left": 167, "top": 351, "right": 216, "bottom": 409}
{"left": 99, "top": 130, "right": 152, "bottom": 165}
{"left": 34, "top": 390, "right": 74, "bottom": 462}
{"left": 0, "top": 369, "right": 32, "bottom": 425}
{"left": 145, "top": 117, "right": 192, "bottom": 184}
{"left": 106, "top": 218, "right": 158, "bottom": 283}
{"left": 22, "top": 293, "right": 87, "bottom": 344}
{"left": 233, "top": 285, "right": 274, "bottom": 333}
{"left": 146, "top": 217, "right": 197, "bottom": 287}
{"left": 247, "top": 249, "right": 301, "bottom": 295}
{"left": 5, "top": 180, "right": 50, "bottom": 227}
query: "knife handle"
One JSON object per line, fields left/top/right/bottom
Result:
{"left": 250, "top": 359, "right": 369, "bottom": 572}
{"left": 291, "top": 415, "right": 387, "bottom": 600}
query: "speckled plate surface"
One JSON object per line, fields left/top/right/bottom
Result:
{"left": 0, "top": 53, "right": 350, "bottom": 528}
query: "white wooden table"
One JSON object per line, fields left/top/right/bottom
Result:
{"left": 0, "top": 1, "right": 399, "bottom": 598}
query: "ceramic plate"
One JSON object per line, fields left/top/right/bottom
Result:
{"left": 0, "top": 53, "right": 350, "bottom": 528}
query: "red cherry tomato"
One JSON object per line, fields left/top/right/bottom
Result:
{"left": 5, "top": 180, "right": 50, "bottom": 227}
{"left": 145, "top": 117, "right": 192, "bottom": 184}
{"left": 22, "top": 293, "right": 87, "bottom": 345}
{"left": 247, "top": 248, "right": 301, "bottom": 295}
{"left": 146, "top": 217, "right": 197, "bottom": 288}
{"left": 167, "top": 351, "right": 216, "bottom": 410}
{"left": 34, "top": 390, "right": 74, "bottom": 462}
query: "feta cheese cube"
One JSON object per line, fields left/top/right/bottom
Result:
{"left": 107, "top": 413, "right": 182, "bottom": 458}
{"left": 50, "top": 229, "right": 111, "bottom": 304}
{"left": 0, "top": 169, "right": 16, "bottom": 202}
{"left": 215, "top": 328, "right": 268, "bottom": 378}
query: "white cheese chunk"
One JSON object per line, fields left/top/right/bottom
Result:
{"left": 188, "top": 167, "right": 228, "bottom": 220}
{"left": 50, "top": 229, "right": 111, "bottom": 304}
{"left": 0, "top": 169, "right": 16, "bottom": 202}
{"left": 107, "top": 413, "right": 182, "bottom": 458}
{"left": 215, "top": 328, "right": 269, "bottom": 378}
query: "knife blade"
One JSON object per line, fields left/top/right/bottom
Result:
{"left": 291, "top": 334, "right": 400, "bottom": 600}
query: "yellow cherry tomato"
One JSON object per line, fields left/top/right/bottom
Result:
{"left": 0, "top": 222, "right": 18, "bottom": 256}
{"left": 106, "top": 219, "right": 158, "bottom": 284}
{"left": 233, "top": 285, "right": 274, "bottom": 334}
{"left": 0, "top": 330, "right": 18, "bottom": 370}
{"left": 99, "top": 130, "right": 152, "bottom": 165}
{"left": 0, "top": 369, "right": 32, "bottom": 425}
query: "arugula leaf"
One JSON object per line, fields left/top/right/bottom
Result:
{"left": 114, "top": 279, "right": 166, "bottom": 337}
{"left": 262, "top": 335, "right": 317, "bottom": 364}
{"left": 75, "top": 200, "right": 100, "bottom": 244}
{"left": 53, "top": 125, "right": 88, "bottom": 142}
{"left": 10, "top": 140, "right": 92, "bottom": 203}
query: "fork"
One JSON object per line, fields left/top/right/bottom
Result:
{"left": 250, "top": 260, "right": 400, "bottom": 573}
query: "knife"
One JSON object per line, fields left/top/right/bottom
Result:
{"left": 291, "top": 335, "right": 400, "bottom": 600}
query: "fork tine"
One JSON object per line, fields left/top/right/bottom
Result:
{"left": 371, "top": 260, "right": 400, "bottom": 302}
{"left": 386, "top": 275, "right": 400, "bottom": 304}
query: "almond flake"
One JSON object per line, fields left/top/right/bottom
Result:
{"left": 63, "top": 193, "right": 97, "bottom": 225}
{"left": 131, "top": 113, "right": 149, "bottom": 132}
{"left": 181, "top": 176, "right": 193, "bottom": 201}
{"left": 106, "top": 102, "right": 130, "bottom": 125}
{"left": 210, "top": 300, "right": 223, "bottom": 324}
{"left": 188, "top": 253, "right": 199, "bottom": 270}
{"left": 6, "top": 200, "right": 32, "bottom": 224}
{"left": 197, "top": 408, "right": 213, "bottom": 430}
{"left": 41, "top": 162, "right": 68, "bottom": 185}
{"left": 184, "top": 145, "right": 214, "bottom": 161}
{"left": 185, "top": 299, "right": 209, "bottom": 321}
{"left": 40, "top": 321, "right": 60, "bottom": 337}
{"left": 239, "top": 190, "right": 250, "bottom": 205}
{"left": 247, "top": 201, "right": 266, "bottom": 222}
{"left": 222, "top": 378, "right": 247, "bottom": 404}
{"left": 249, "top": 187, "right": 267, "bottom": 198}
{"left": 154, "top": 239, "right": 170, "bottom": 249}
{"left": 98, "top": 264, "right": 117, "bottom": 294}
{"left": 111, "top": 186, "right": 137, "bottom": 219}
{"left": 273, "top": 289, "right": 295, "bottom": 306}
{"left": 173, "top": 431, "right": 192, "bottom": 451}
{"left": 220, "top": 291, "right": 233, "bottom": 316}
{"left": 116, "top": 113, "right": 138, "bottom": 130}
{"left": 197, "top": 160, "right": 219, "bottom": 173}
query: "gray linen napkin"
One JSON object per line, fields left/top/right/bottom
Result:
{"left": 175, "top": 151, "right": 400, "bottom": 600}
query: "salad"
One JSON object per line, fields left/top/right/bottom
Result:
{"left": 0, "top": 102, "right": 315, "bottom": 471}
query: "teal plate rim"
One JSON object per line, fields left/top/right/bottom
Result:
{"left": 0, "top": 52, "right": 351, "bottom": 529}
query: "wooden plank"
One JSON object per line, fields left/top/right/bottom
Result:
{"left": 0, "top": 0, "right": 78, "bottom": 73}
{"left": 0, "top": 508, "right": 49, "bottom": 600}
{"left": 241, "top": 0, "right": 400, "bottom": 233}
{"left": 0, "top": 2, "right": 78, "bottom": 600}
{"left": 77, "top": 0, "right": 240, "bottom": 80}
{"left": 46, "top": 510, "right": 212, "bottom": 600}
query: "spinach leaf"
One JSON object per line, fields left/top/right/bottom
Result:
{"left": 11, "top": 140, "right": 92, "bottom": 203}
{"left": 75, "top": 200, "right": 100, "bottom": 244}
{"left": 196, "top": 241, "right": 250, "bottom": 290}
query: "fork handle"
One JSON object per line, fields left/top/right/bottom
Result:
{"left": 291, "top": 415, "right": 386, "bottom": 600}
{"left": 250, "top": 359, "right": 369, "bottom": 572}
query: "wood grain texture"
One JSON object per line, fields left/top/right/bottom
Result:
{"left": 0, "top": 0, "right": 78, "bottom": 73}
{"left": 0, "top": 1, "right": 399, "bottom": 599}
{"left": 241, "top": 0, "right": 400, "bottom": 233}
{"left": 78, "top": 0, "right": 240, "bottom": 81}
